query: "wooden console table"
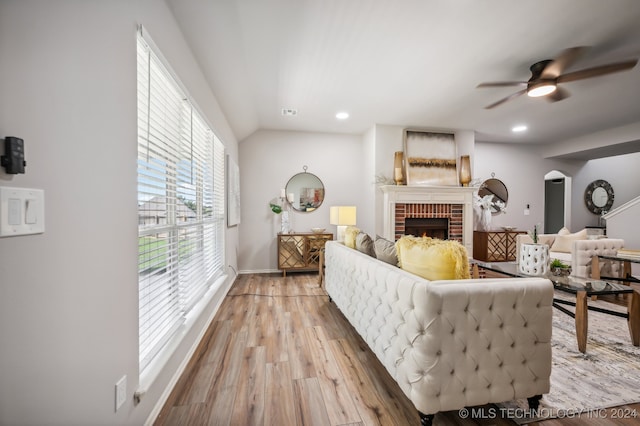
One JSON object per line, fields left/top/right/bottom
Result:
{"left": 277, "top": 232, "right": 333, "bottom": 276}
{"left": 473, "top": 230, "right": 526, "bottom": 262}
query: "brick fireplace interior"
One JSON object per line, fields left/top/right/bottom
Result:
{"left": 394, "top": 203, "right": 463, "bottom": 242}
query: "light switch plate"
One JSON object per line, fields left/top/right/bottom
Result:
{"left": 0, "top": 186, "right": 45, "bottom": 237}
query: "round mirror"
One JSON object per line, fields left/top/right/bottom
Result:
{"left": 478, "top": 177, "right": 508, "bottom": 215}
{"left": 285, "top": 167, "right": 325, "bottom": 212}
{"left": 584, "top": 180, "right": 614, "bottom": 215}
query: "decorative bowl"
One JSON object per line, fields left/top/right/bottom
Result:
{"left": 501, "top": 226, "right": 516, "bottom": 232}
{"left": 311, "top": 227, "right": 326, "bottom": 234}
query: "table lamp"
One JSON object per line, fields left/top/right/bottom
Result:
{"left": 330, "top": 206, "right": 357, "bottom": 243}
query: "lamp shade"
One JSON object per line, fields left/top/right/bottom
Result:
{"left": 330, "top": 206, "right": 357, "bottom": 226}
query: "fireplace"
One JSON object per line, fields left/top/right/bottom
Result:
{"left": 381, "top": 185, "right": 476, "bottom": 255}
{"left": 405, "top": 218, "right": 449, "bottom": 240}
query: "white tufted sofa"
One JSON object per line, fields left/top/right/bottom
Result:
{"left": 324, "top": 241, "right": 554, "bottom": 425}
{"left": 516, "top": 233, "right": 624, "bottom": 278}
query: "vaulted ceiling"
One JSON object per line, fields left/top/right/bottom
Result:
{"left": 167, "top": 0, "right": 640, "bottom": 152}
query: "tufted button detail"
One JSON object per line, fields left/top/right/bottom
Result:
{"left": 436, "top": 392, "right": 440, "bottom": 397}
{"left": 510, "top": 342, "right": 515, "bottom": 348}
{"left": 450, "top": 328, "right": 455, "bottom": 334}
{"left": 524, "top": 322, "right": 528, "bottom": 327}
{"left": 476, "top": 325, "right": 480, "bottom": 331}
{"left": 499, "top": 323, "right": 504, "bottom": 328}
{"left": 487, "top": 383, "right": 491, "bottom": 389}
{"left": 462, "top": 387, "right": 466, "bottom": 393}
{"left": 522, "top": 359, "right": 527, "bottom": 365}
{"left": 436, "top": 350, "right": 441, "bottom": 356}
{"left": 450, "top": 369, "right": 455, "bottom": 375}
{"left": 489, "top": 304, "right": 493, "bottom": 311}
{"left": 462, "top": 346, "right": 467, "bottom": 353}
{"left": 498, "top": 361, "right": 503, "bottom": 367}
{"left": 487, "top": 344, "right": 491, "bottom": 350}
{"left": 475, "top": 364, "right": 479, "bottom": 371}
{"left": 513, "top": 303, "right": 516, "bottom": 309}
{"left": 437, "top": 310, "right": 441, "bottom": 315}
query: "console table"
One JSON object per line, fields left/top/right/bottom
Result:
{"left": 277, "top": 232, "right": 333, "bottom": 276}
{"left": 473, "top": 230, "right": 526, "bottom": 261}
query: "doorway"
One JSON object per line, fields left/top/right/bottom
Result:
{"left": 544, "top": 170, "right": 572, "bottom": 233}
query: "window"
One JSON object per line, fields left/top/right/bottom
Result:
{"left": 136, "top": 33, "right": 225, "bottom": 372}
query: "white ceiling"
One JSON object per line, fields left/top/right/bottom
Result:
{"left": 167, "top": 0, "right": 640, "bottom": 151}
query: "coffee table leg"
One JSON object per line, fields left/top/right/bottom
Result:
{"left": 576, "top": 290, "right": 588, "bottom": 353}
{"left": 628, "top": 290, "right": 640, "bottom": 346}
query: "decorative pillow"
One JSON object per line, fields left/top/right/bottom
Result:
{"left": 557, "top": 227, "right": 571, "bottom": 236}
{"left": 395, "top": 235, "right": 470, "bottom": 280}
{"left": 355, "top": 232, "right": 376, "bottom": 258}
{"left": 344, "top": 226, "right": 360, "bottom": 249}
{"left": 374, "top": 236, "right": 398, "bottom": 265}
{"left": 550, "top": 228, "right": 588, "bottom": 253}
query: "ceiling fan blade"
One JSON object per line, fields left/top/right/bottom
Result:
{"left": 546, "top": 86, "right": 570, "bottom": 102}
{"left": 476, "top": 81, "right": 527, "bottom": 88}
{"left": 541, "top": 46, "right": 588, "bottom": 78}
{"left": 557, "top": 59, "right": 638, "bottom": 83}
{"left": 484, "top": 89, "right": 526, "bottom": 109}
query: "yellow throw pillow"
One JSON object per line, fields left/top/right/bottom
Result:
{"left": 344, "top": 226, "right": 361, "bottom": 249}
{"left": 396, "top": 235, "right": 470, "bottom": 280}
{"left": 550, "top": 228, "right": 588, "bottom": 253}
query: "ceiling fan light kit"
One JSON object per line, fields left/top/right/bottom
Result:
{"left": 477, "top": 46, "right": 638, "bottom": 108}
{"left": 527, "top": 81, "right": 557, "bottom": 97}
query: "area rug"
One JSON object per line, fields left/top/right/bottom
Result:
{"left": 496, "top": 293, "right": 640, "bottom": 424}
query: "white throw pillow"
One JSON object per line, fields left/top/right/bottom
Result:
{"left": 550, "top": 228, "right": 588, "bottom": 253}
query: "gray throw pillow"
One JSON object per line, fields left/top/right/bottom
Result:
{"left": 374, "top": 236, "right": 398, "bottom": 266}
{"left": 355, "top": 232, "right": 377, "bottom": 258}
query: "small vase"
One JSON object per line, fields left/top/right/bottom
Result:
{"left": 281, "top": 210, "right": 290, "bottom": 234}
{"left": 480, "top": 209, "right": 491, "bottom": 231}
{"left": 519, "top": 243, "right": 550, "bottom": 276}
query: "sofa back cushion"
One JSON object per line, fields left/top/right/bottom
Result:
{"left": 396, "top": 235, "right": 470, "bottom": 280}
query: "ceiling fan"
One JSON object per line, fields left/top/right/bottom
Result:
{"left": 477, "top": 47, "right": 638, "bottom": 109}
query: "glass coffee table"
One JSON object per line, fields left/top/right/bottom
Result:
{"left": 471, "top": 260, "right": 640, "bottom": 353}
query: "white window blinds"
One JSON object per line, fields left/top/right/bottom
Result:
{"left": 137, "top": 33, "right": 225, "bottom": 372}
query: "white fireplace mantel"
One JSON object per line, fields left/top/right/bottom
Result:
{"left": 380, "top": 185, "right": 476, "bottom": 254}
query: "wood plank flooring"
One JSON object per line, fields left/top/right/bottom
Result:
{"left": 154, "top": 272, "right": 640, "bottom": 426}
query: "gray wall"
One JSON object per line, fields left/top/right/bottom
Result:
{"left": 0, "top": 1, "right": 239, "bottom": 425}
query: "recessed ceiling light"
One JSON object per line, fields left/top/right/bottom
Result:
{"left": 512, "top": 125, "right": 528, "bottom": 133}
{"left": 336, "top": 111, "right": 349, "bottom": 120}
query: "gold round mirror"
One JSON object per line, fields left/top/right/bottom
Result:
{"left": 285, "top": 166, "right": 325, "bottom": 212}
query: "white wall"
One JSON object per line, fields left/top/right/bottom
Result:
{"left": 474, "top": 142, "right": 583, "bottom": 232}
{"left": 571, "top": 152, "right": 640, "bottom": 234}
{"left": 238, "top": 129, "right": 365, "bottom": 273}
{"left": 0, "top": 1, "right": 238, "bottom": 425}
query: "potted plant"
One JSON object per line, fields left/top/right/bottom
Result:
{"left": 550, "top": 258, "right": 571, "bottom": 277}
{"left": 519, "top": 224, "right": 550, "bottom": 276}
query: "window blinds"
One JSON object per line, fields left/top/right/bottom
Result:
{"left": 137, "top": 33, "right": 225, "bottom": 372}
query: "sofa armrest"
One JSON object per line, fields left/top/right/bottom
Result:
{"left": 572, "top": 238, "right": 625, "bottom": 278}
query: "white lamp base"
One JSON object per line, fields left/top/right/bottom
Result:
{"left": 336, "top": 225, "right": 347, "bottom": 243}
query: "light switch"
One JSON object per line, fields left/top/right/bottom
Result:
{"left": 25, "top": 199, "right": 37, "bottom": 224}
{"left": 0, "top": 186, "right": 45, "bottom": 237}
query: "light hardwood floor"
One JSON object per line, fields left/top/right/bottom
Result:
{"left": 154, "top": 273, "right": 640, "bottom": 426}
